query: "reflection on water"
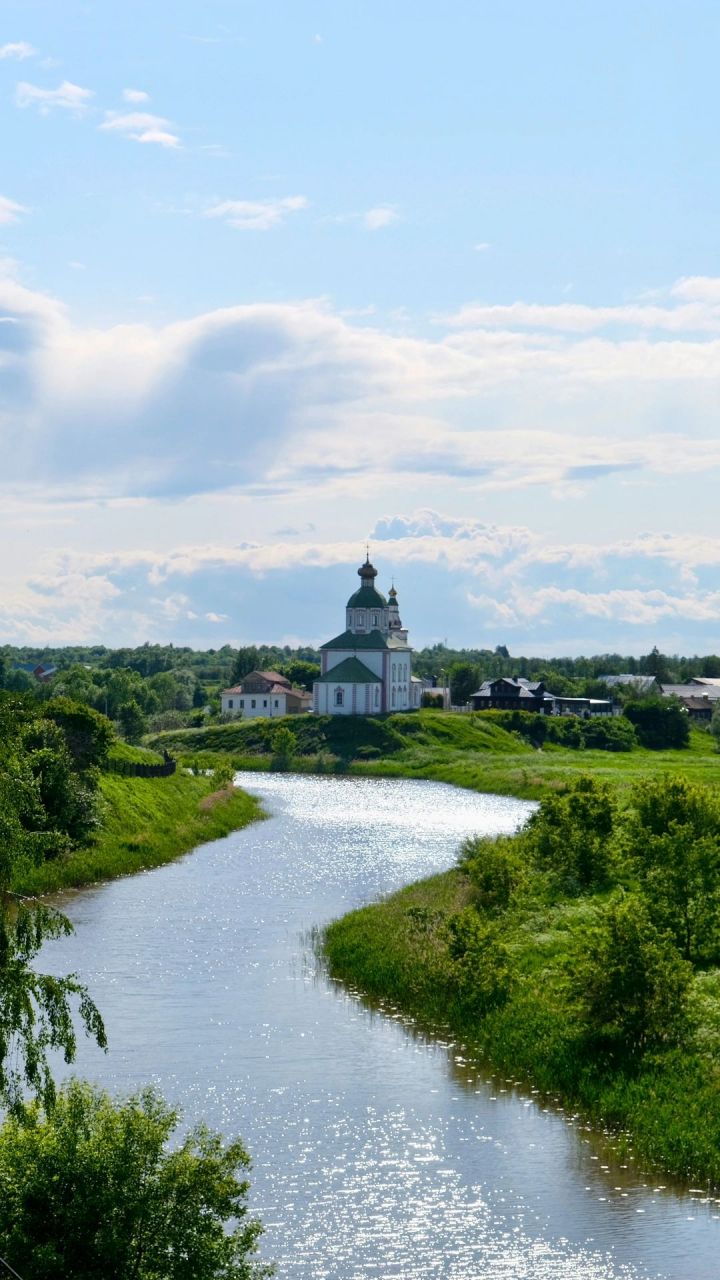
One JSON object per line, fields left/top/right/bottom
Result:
{"left": 42, "top": 773, "right": 720, "bottom": 1278}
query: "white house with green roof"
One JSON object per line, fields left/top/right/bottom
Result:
{"left": 313, "top": 556, "right": 422, "bottom": 715}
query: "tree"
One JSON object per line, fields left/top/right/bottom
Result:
{"left": 43, "top": 697, "right": 114, "bottom": 771}
{"left": 118, "top": 699, "right": 148, "bottom": 743}
{"left": 231, "top": 647, "right": 261, "bottom": 685}
{"left": 281, "top": 660, "right": 320, "bottom": 691}
{"left": 0, "top": 1081, "right": 273, "bottom": 1280}
{"left": 270, "top": 726, "right": 295, "bottom": 770}
{"left": 627, "top": 777, "right": 720, "bottom": 963}
{"left": 523, "top": 775, "right": 616, "bottom": 893}
{"left": 448, "top": 662, "right": 478, "bottom": 707}
{"left": 571, "top": 895, "right": 692, "bottom": 1057}
{"left": 624, "top": 698, "right": 690, "bottom": 749}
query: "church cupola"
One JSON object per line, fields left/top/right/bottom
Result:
{"left": 345, "top": 552, "right": 388, "bottom": 634}
{"left": 387, "top": 584, "right": 402, "bottom": 631}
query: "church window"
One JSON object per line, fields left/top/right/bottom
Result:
{"left": 374, "top": 686, "right": 380, "bottom": 706}
{"left": 334, "top": 688, "right": 344, "bottom": 707}
{"left": 392, "top": 687, "right": 396, "bottom": 707}
{"left": 373, "top": 614, "right": 378, "bottom": 626}
{"left": 392, "top": 663, "right": 396, "bottom": 681}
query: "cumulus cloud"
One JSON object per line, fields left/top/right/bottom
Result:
{"left": 363, "top": 206, "right": 399, "bottom": 230}
{"left": 0, "top": 196, "right": 26, "bottom": 225}
{"left": 100, "top": 110, "right": 180, "bottom": 147}
{"left": 122, "top": 87, "right": 150, "bottom": 103}
{"left": 0, "top": 42, "right": 37, "bottom": 60}
{"left": 15, "top": 80, "right": 93, "bottom": 113}
{"left": 205, "top": 196, "right": 308, "bottom": 230}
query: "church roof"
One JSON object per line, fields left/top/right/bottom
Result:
{"left": 346, "top": 584, "right": 388, "bottom": 609}
{"left": 315, "top": 657, "right": 380, "bottom": 684}
{"left": 320, "top": 627, "right": 410, "bottom": 652}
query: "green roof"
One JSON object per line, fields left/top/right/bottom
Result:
{"left": 346, "top": 584, "right": 388, "bottom": 609}
{"left": 321, "top": 627, "right": 389, "bottom": 651}
{"left": 320, "top": 627, "right": 411, "bottom": 652}
{"left": 315, "top": 657, "right": 380, "bottom": 684}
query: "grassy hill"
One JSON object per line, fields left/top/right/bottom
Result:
{"left": 147, "top": 710, "right": 720, "bottom": 801}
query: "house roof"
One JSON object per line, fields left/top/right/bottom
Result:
{"left": 662, "top": 684, "right": 720, "bottom": 701}
{"left": 472, "top": 680, "right": 547, "bottom": 700}
{"left": 598, "top": 674, "right": 659, "bottom": 689}
{"left": 315, "top": 657, "right": 380, "bottom": 684}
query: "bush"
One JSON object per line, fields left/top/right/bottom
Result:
{"left": 0, "top": 1080, "right": 273, "bottom": 1280}
{"left": 460, "top": 835, "right": 525, "bottom": 913}
{"left": 523, "top": 775, "right": 616, "bottom": 893}
{"left": 571, "top": 895, "right": 693, "bottom": 1058}
{"left": 624, "top": 698, "right": 690, "bottom": 750}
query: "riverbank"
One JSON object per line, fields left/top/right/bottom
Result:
{"left": 12, "top": 771, "right": 265, "bottom": 896}
{"left": 148, "top": 710, "right": 720, "bottom": 801}
{"left": 323, "top": 779, "right": 720, "bottom": 1188}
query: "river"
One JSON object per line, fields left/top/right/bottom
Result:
{"left": 42, "top": 772, "right": 720, "bottom": 1279}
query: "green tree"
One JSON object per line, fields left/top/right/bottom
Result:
{"left": 627, "top": 777, "right": 720, "bottom": 963}
{"left": 270, "top": 726, "right": 295, "bottom": 770}
{"left": 624, "top": 698, "right": 690, "bottom": 749}
{"left": 281, "top": 660, "right": 320, "bottom": 691}
{"left": 43, "top": 697, "right": 114, "bottom": 771}
{"left": 0, "top": 1081, "right": 273, "bottom": 1280}
{"left": 231, "top": 647, "right": 261, "bottom": 684}
{"left": 460, "top": 835, "right": 525, "bottom": 913}
{"left": 446, "top": 909, "right": 513, "bottom": 1014}
{"left": 571, "top": 895, "right": 692, "bottom": 1057}
{"left": 118, "top": 699, "right": 148, "bottom": 743}
{"left": 523, "top": 775, "right": 616, "bottom": 893}
{"left": 448, "top": 662, "right": 479, "bottom": 706}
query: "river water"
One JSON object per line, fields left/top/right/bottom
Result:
{"left": 43, "top": 772, "right": 720, "bottom": 1279}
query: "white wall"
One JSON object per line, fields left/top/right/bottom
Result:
{"left": 221, "top": 692, "right": 289, "bottom": 718}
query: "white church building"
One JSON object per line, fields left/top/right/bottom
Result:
{"left": 313, "top": 555, "right": 423, "bottom": 715}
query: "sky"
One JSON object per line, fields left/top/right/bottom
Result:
{"left": 3, "top": 0, "right": 720, "bottom": 656}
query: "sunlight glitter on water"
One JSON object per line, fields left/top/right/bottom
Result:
{"left": 40, "top": 772, "right": 717, "bottom": 1279}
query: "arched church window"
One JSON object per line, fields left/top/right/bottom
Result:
{"left": 374, "top": 686, "right": 380, "bottom": 706}
{"left": 392, "top": 687, "right": 396, "bottom": 707}
{"left": 334, "top": 688, "right": 344, "bottom": 707}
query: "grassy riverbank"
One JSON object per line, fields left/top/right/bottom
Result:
{"left": 324, "top": 775, "right": 720, "bottom": 1186}
{"left": 12, "top": 771, "right": 264, "bottom": 896}
{"left": 148, "top": 710, "right": 720, "bottom": 801}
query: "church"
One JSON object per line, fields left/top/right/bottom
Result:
{"left": 313, "top": 555, "right": 423, "bottom": 715}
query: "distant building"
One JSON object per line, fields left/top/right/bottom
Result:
{"left": 221, "top": 670, "right": 311, "bottom": 719}
{"left": 596, "top": 674, "right": 661, "bottom": 694}
{"left": 470, "top": 677, "right": 553, "bottom": 714}
{"left": 549, "top": 695, "right": 614, "bottom": 718}
{"left": 313, "top": 555, "right": 423, "bottom": 716}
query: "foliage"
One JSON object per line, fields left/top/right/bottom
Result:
{"left": 281, "top": 659, "right": 320, "bottom": 690}
{"left": 448, "top": 662, "right": 478, "bottom": 706}
{"left": 490, "top": 709, "right": 637, "bottom": 752}
{"left": 0, "top": 1080, "right": 273, "bottom": 1280}
{"left": 446, "top": 909, "right": 514, "bottom": 1014}
{"left": 460, "top": 835, "right": 525, "bottom": 912}
{"left": 117, "top": 698, "right": 148, "bottom": 743}
{"left": 523, "top": 775, "right": 616, "bottom": 893}
{"left": 270, "top": 726, "right": 296, "bottom": 770}
{"left": 42, "top": 697, "right": 114, "bottom": 770}
{"left": 231, "top": 647, "right": 262, "bottom": 684}
{"left": 624, "top": 698, "right": 690, "bottom": 749}
{"left": 626, "top": 777, "right": 720, "bottom": 963}
{"left": 570, "top": 895, "right": 693, "bottom": 1057}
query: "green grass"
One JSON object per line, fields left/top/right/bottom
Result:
{"left": 148, "top": 710, "right": 720, "bottom": 801}
{"left": 324, "top": 862, "right": 720, "bottom": 1186}
{"left": 12, "top": 771, "right": 264, "bottom": 895}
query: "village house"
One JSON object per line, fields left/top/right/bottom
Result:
{"left": 313, "top": 554, "right": 423, "bottom": 715}
{"left": 221, "top": 670, "right": 311, "bottom": 719}
{"left": 470, "top": 677, "right": 553, "bottom": 714}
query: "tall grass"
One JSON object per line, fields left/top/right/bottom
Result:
{"left": 12, "top": 772, "right": 264, "bottom": 895}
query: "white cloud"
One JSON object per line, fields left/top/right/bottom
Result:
{"left": 0, "top": 196, "right": 26, "bottom": 225}
{"left": 473, "top": 242, "right": 490, "bottom": 252}
{"left": 122, "top": 87, "right": 150, "bottom": 103}
{"left": 205, "top": 195, "right": 308, "bottom": 230}
{"left": 0, "top": 41, "right": 37, "bottom": 60}
{"left": 15, "top": 80, "right": 94, "bottom": 114}
{"left": 100, "top": 110, "right": 180, "bottom": 148}
{"left": 363, "top": 206, "right": 399, "bottom": 231}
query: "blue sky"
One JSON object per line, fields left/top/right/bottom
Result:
{"left": 3, "top": 1, "right": 720, "bottom": 654}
